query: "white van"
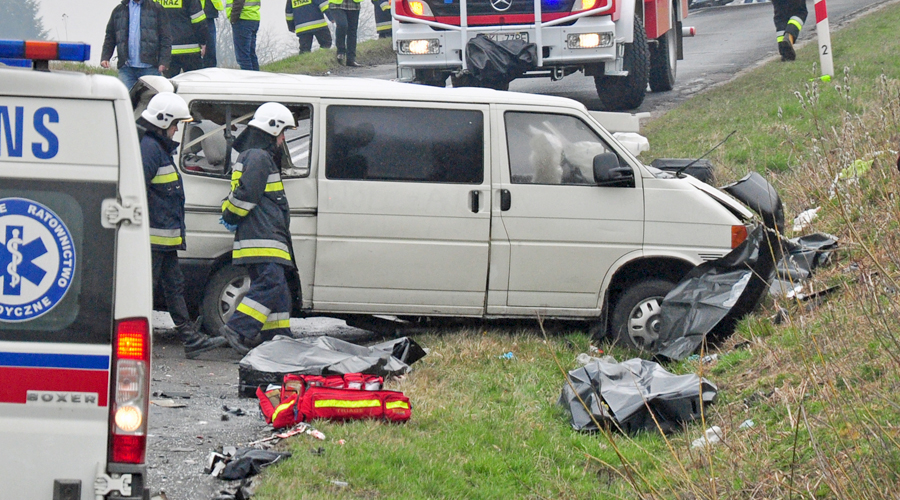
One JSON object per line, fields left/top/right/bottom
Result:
{"left": 133, "top": 68, "right": 762, "bottom": 350}
{"left": 0, "top": 42, "right": 153, "bottom": 499}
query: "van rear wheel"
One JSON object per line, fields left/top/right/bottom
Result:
{"left": 201, "top": 264, "right": 250, "bottom": 336}
{"left": 610, "top": 279, "right": 675, "bottom": 352}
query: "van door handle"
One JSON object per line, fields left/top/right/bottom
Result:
{"left": 470, "top": 190, "right": 480, "bottom": 213}
{"left": 500, "top": 189, "right": 511, "bottom": 211}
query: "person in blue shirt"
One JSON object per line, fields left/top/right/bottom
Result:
{"left": 101, "top": 0, "right": 171, "bottom": 91}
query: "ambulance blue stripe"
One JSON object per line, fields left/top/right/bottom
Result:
{"left": 0, "top": 352, "right": 109, "bottom": 370}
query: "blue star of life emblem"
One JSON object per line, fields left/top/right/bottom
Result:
{"left": 0, "top": 198, "right": 76, "bottom": 322}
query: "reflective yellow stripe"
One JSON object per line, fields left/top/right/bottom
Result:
{"left": 151, "top": 172, "right": 179, "bottom": 184}
{"left": 265, "top": 181, "right": 285, "bottom": 192}
{"left": 236, "top": 302, "right": 268, "bottom": 323}
{"left": 788, "top": 17, "right": 803, "bottom": 31}
{"left": 296, "top": 21, "right": 327, "bottom": 33}
{"left": 172, "top": 47, "right": 202, "bottom": 55}
{"left": 149, "top": 235, "right": 184, "bottom": 246}
{"left": 271, "top": 400, "right": 295, "bottom": 421}
{"left": 222, "top": 199, "right": 249, "bottom": 216}
{"left": 314, "top": 399, "right": 381, "bottom": 409}
{"left": 233, "top": 247, "right": 292, "bottom": 261}
{"left": 261, "top": 319, "right": 291, "bottom": 331}
{"left": 386, "top": 400, "right": 409, "bottom": 410}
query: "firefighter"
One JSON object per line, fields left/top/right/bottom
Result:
{"left": 201, "top": 0, "right": 225, "bottom": 67}
{"left": 138, "top": 92, "right": 228, "bottom": 358}
{"left": 285, "top": 0, "right": 333, "bottom": 54}
{"left": 219, "top": 102, "right": 297, "bottom": 355}
{"left": 372, "top": 0, "right": 391, "bottom": 39}
{"left": 226, "top": 0, "right": 262, "bottom": 71}
{"left": 158, "top": 0, "right": 209, "bottom": 77}
{"left": 772, "top": 0, "right": 807, "bottom": 61}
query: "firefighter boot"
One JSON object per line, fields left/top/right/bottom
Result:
{"left": 178, "top": 317, "right": 228, "bottom": 359}
{"left": 779, "top": 33, "right": 796, "bottom": 61}
{"left": 219, "top": 324, "right": 266, "bottom": 356}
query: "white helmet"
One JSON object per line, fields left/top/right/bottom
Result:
{"left": 248, "top": 102, "right": 296, "bottom": 137}
{"left": 141, "top": 92, "right": 191, "bottom": 129}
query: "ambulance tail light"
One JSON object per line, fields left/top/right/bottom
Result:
{"left": 108, "top": 318, "right": 151, "bottom": 465}
{"left": 732, "top": 225, "right": 748, "bottom": 249}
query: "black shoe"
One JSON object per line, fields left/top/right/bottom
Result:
{"left": 779, "top": 34, "right": 796, "bottom": 61}
{"left": 336, "top": 53, "right": 346, "bottom": 65}
{"left": 220, "top": 324, "right": 251, "bottom": 355}
{"left": 178, "top": 317, "right": 228, "bottom": 359}
{"left": 345, "top": 60, "right": 362, "bottom": 68}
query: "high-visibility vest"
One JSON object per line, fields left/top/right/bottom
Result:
{"left": 225, "top": 0, "right": 262, "bottom": 20}
{"left": 201, "top": 0, "right": 225, "bottom": 9}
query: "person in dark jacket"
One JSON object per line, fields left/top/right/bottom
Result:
{"left": 101, "top": 0, "right": 172, "bottom": 91}
{"left": 285, "top": 0, "right": 333, "bottom": 54}
{"left": 159, "top": 0, "right": 209, "bottom": 77}
{"left": 139, "top": 92, "right": 228, "bottom": 359}
{"left": 772, "top": 0, "right": 807, "bottom": 61}
{"left": 219, "top": 102, "right": 297, "bottom": 355}
{"left": 372, "top": 0, "right": 391, "bottom": 38}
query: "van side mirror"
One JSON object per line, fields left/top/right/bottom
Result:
{"left": 593, "top": 152, "right": 634, "bottom": 187}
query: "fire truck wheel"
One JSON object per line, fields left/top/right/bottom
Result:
{"left": 201, "top": 264, "right": 251, "bottom": 336}
{"left": 594, "top": 16, "right": 650, "bottom": 111}
{"left": 649, "top": 3, "right": 678, "bottom": 92}
{"left": 610, "top": 278, "right": 675, "bottom": 353}
{"left": 414, "top": 69, "right": 449, "bottom": 87}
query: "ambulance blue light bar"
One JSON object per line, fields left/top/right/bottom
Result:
{"left": 0, "top": 40, "right": 91, "bottom": 62}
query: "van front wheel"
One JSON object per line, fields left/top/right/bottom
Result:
{"left": 610, "top": 279, "right": 675, "bottom": 352}
{"left": 201, "top": 265, "right": 251, "bottom": 336}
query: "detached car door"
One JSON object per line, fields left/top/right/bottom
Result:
{"left": 314, "top": 102, "right": 491, "bottom": 315}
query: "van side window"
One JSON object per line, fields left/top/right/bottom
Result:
{"left": 505, "top": 112, "right": 616, "bottom": 185}
{"left": 181, "top": 101, "right": 312, "bottom": 178}
{"left": 325, "top": 105, "right": 484, "bottom": 183}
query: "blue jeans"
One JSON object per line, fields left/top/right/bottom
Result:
{"left": 118, "top": 65, "right": 161, "bottom": 92}
{"left": 203, "top": 18, "right": 218, "bottom": 68}
{"left": 232, "top": 19, "right": 259, "bottom": 71}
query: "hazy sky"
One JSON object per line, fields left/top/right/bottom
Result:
{"left": 34, "top": 0, "right": 375, "bottom": 66}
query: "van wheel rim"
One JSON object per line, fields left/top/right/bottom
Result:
{"left": 627, "top": 296, "right": 664, "bottom": 349}
{"left": 220, "top": 276, "right": 251, "bottom": 322}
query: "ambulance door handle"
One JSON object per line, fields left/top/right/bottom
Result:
{"left": 470, "top": 190, "right": 480, "bottom": 213}
{"left": 500, "top": 189, "right": 511, "bottom": 211}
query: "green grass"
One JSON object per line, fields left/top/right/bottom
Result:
{"left": 261, "top": 37, "right": 395, "bottom": 75}
{"left": 247, "top": 5, "right": 900, "bottom": 498}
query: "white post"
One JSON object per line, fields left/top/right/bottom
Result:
{"left": 814, "top": 0, "right": 834, "bottom": 80}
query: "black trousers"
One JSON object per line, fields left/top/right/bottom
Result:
{"left": 152, "top": 249, "right": 190, "bottom": 327}
{"left": 772, "top": 0, "right": 808, "bottom": 38}
{"left": 164, "top": 52, "right": 203, "bottom": 77}
{"left": 331, "top": 8, "right": 359, "bottom": 62}
{"left": 298, "top": 27, "right": 333, "bottom": 53}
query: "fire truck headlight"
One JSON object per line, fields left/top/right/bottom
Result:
{"left": 398, "top": 39, "right": 441, "bottom": 55}
{"left": 567, "top": 32, "right": 613, "bottom": 49}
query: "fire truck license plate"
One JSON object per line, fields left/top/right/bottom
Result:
{"left": 485, "top": 32, "right": 528, "bottom": 43}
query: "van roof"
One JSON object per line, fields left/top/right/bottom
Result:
{"left": 170, "top": 68, "right": 587, "bottom": 110}
{"left": 0, "top": 66, "right": 128, "bottom": 101}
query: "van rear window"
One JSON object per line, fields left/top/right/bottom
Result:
{"left": 325, "top": 105, "right": 484, "bottom": 184}
{"left": 0, "top": 181, "right": 115, "bottom": 344}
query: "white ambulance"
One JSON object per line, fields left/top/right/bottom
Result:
{"left": 0, "top": 41, "right": 153, "bottom": 500}
{"left": 132, "top": 68, "right": 770, "bottom": 351}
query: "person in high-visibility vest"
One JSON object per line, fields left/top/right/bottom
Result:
{"left": 226, "top": 0, "right": 261, "bottom": 70}
{"left": 772, "top": 0, "right": 807, "bottom": 61}
{"left": 330, "top": 0, "right": 364, "bottom": 66}
{"left": 372, "top": 0, "right": 391, "bottom": 39}
{"left": 201, "top": 0, "right": 224, "bottom": 67}
{"left": 285, "top": 0, "right": 333, "bottom": 54}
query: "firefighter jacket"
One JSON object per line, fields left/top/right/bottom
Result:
{"left": 227, "top": 0, "right": 262, "bottom": 22}
{"left": 373, "top": 0, "right": 391, "bottom": 34}
{"left": 221, "top": 128, "right": 294, "bottom": 269}
{"left": 139, "top": 123, "right": 187, "bottom": 251}
{"left": 201, "top": 0, "right": 224, "bottom": 18}
{"left": 156, "top": 0, "right": 208, "bottom": 56}
{"left": 101, "top": 0, "right": 172, "bottom": 69}
{"left": 285, "top": 0, "right": 329, "bottom": 35}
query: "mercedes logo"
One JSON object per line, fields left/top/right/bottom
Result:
{"left": 490, "top": 0, "right": 511, "bottom": 12}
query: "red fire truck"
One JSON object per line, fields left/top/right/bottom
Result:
{"left": 392, "top": 0, "right": 691, "bottom": 110}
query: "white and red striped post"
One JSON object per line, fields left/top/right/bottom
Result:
{"left": 814, "top": 0, "right": 834, "bottom": 80}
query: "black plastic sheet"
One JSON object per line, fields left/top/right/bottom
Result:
{"left": 218, "top": 448, "right": 291, "bottom": 480}
{"left": 777, "top": 233, "right": 838, "bottom": 281}
{"left": 558, "top": 358, "right": 717, "bottom": 434}
{"left": 237, "top": 336, "right": 426, "bottom": 397}
{"left": 465, "top": 34, "right": 537, "bottom": 86}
